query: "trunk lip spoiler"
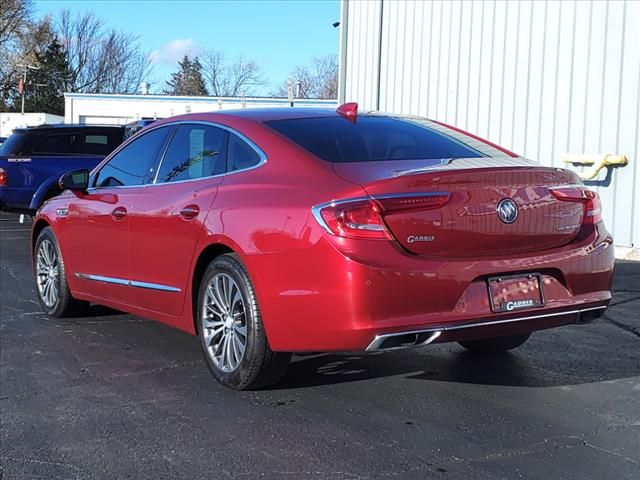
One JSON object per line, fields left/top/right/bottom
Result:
{"left": 391, "top": 156, "right": 539, "bottom": 177}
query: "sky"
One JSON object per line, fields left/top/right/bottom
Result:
{"left": 34, "top": 0, "right": 341, "bottom": 95}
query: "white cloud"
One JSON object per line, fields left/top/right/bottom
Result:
{"left": 150, "top": 38, "right": 200, "bottom": 66}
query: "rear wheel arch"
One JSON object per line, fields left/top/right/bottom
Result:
{"left": 32, "top": 219, "right": 51, "bottom": 258}
{"left": 191, "top": 242, "right": 235, "bottom": 334}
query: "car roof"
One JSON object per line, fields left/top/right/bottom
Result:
{"left": 155, "top": 108, "right": 340, "bottom": 125}
{"left": 217, "top": 107, "right": 339, "bottom": 122}
{"left": 13, "top": 124, "right": 124, "bottom": 132}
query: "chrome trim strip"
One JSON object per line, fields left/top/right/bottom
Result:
{"left": 88, "top": 120, "right": 268, "bottom": 191}
{"left": 74, "top": 273, "right": 129, "bottom": 286}
{"left": 371, "top": 191, "right": 451, "bottom": 201}
{"left": 150, "top": 120, "right": 267, "bottom": 185}
{"left": 130, "top": 280, "right": 181, "bottom": 292}
{"left": 311, "top": 195, "right": 372, "bottom": 234}
{"left": 74, "top": 273, "right": 181, "bottom": 292}
{"left": 364, "top": 306, "right": 607, "bottom": 352}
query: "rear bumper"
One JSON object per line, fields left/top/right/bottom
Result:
{"left": 244, "top": 223, "right": 614, "bottom": 352}
{"left": 365, "top": 304, "right": 607, "bottom": 351}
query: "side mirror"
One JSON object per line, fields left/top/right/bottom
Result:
{"left": 59, "top": 169, "right": 89, "bottom": 192}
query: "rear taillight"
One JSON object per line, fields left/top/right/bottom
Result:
{"left": 0, "top": 167, "right": 6, "bottom": 187}
{"left": 375, "top": 192, "right": 450, "bottom": 213}
{"left": 312, "top": 192, "right": 450, "bottom": 240}
{"left": 313, "top": 198, "right": 391, "bottom": 239}
{"left": 550, "top": 185, "right": 602, "bottom": 225}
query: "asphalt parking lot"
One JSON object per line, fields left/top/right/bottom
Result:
{"left": 0, "top": 211, "right": 638, "bottom": 480}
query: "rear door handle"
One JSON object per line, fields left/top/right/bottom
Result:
{"left": 111, "top": 206, "right": 127, "bottom": 220}
{"left": 179, "top": 205, "right": 200, "bottom": 220}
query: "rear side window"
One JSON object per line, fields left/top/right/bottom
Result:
{"left": 31, "top": 130, "right": 123, "bottom": 156}
{"left": 228, "top": 134, "right": 261, "bottom": 171}
{"left": 94, "top": 126, "right": 172, "bottom": 187}
{"left": 156, "top": 124, "right": 228, "bottom": 183}
{"left": 265, "top": 116, "right": 483, "bottom": 162}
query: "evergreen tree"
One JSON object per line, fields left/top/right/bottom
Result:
{"left": 164, "top": 55, "right": 208, "bottom": 96}
{"left": 21, "top": 38, "right": 70, "bottom": 115}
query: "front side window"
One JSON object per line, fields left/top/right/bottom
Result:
{"left": 93, "top": 126, "right": 172, "bottom": 188}
{"left": 156, "top": 124, "right": 228, "bottom": 183}
{"left": 228, "top": 134, "right": 261, "bottom": 171}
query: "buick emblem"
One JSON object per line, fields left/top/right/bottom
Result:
{"left": 496, "top": 198, "right": 518, "bottom": 224}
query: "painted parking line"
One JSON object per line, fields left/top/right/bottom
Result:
{"left": 0, "top": 228, "right": 32, "bottom": 232}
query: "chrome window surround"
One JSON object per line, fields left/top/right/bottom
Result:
{"left": 74, "top": 273, "right": 181, "bottom": 292}
{"left": 311, "top": 192, "right": 450, "bottom": 235}
{"left": 88, "top": 120, "right": 267, "bottom": 191}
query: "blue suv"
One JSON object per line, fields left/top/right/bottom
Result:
{"left": 0, "top": 124, "right": 124, "bottom": 213}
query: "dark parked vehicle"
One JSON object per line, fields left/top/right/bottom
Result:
{"left": 124, "top": 119, "right": 159, "bottom": 140}
{"left": 0, "top": 124, "right": 124, "bottom": 213}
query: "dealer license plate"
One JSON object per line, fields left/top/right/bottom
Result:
{"left": 488, "top": 274, "right": 545, "bottom": 313}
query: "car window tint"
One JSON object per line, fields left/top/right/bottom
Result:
{"left": 265, "top": 116, "right": 483, "bottom": 162}
{"left": 228, "top": 134, "right": 261, "bottom": 171}
{"left": 32, "top": 134, "right": 77, "bottom": 155}
{"left": 31, "top": 131, "right": 122, "bottom": 156}
{"left": 156, "top": 125, "right": 228, "bottom": 183}
{"left": 94, "top": 126, "right": 172, "bottom": 188}
{"left": 0, "top": 132, "right": 27, "bottom": 156}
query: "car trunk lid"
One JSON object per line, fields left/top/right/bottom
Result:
{"left": 333, "top": 158, "right": 586, "bottom": 257}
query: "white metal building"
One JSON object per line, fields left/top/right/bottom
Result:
{"left": 338, "top": 0, "right": 639, "bottom": 254}
{"left": 0, "top": 112, "right": 64, "bottom": 137}
{"left": 64, "top": 93, "right": 337, "bottom": 125}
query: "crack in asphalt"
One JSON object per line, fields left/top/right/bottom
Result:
{"left": 431, "top": 425, "right": 640, "bottom": 471}
{"left": 0, "top": 456, "right": 82, "bottom": 480}
{"left": 609, "top": 296, "right": 640, "bottom": 308}
{"left": 603, "top": 314, "right": 640, "bottom": 338}
{"left": 230, "top": 424, "right": 640, "bottom": 479}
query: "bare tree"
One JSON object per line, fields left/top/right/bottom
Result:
{"left": 201, "top": 50, "right": 266, "bottom": 97}
{"left": 275, "top": 54, "right": 338, "bottom": 99}
{"left": 1, "top": 4, "right": 152, "bottom": 110}
{"left": 0, "top": 0, "right": 54, "bottom": 109}
{"left": 0, "top": 0, "right": 32, "bottom": 46}
{"left": 56, "top": 10, "right": 152, "bottom": 94}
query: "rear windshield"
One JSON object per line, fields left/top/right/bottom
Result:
{"left": 265, "top": 116, "right": 483, "bottom": 162}
{"left": 0, "top": 132, "right": 26, "bottom": 156}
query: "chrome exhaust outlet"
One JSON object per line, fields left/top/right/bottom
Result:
{"left": 366, "top": 330, "right": 442, "bottom": 352}
{"left": 364, "top": 305, "right": 608, "bottom": 352}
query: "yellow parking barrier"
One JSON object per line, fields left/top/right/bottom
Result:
{"left": 561, "top": 154, "right": 629, "bottom": 180}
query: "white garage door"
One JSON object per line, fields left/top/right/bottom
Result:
{"left": 79, "top": 115, "right": 131, "bottom": 125}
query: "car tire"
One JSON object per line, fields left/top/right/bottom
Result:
{"left": 197, "top": 254, "right": 291, "bottom": 390}
{"left": 458, "top": 333, "right": 531, "bottom": 353}
{"left": 34, "top": 227, "right": 90, "bottom": 317}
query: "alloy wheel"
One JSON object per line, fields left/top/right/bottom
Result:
{"left": 201, "top": 273, "right": 248, "bottom": 373}
{"left": 36, "top": 239, "right": 60, "bottom": 308}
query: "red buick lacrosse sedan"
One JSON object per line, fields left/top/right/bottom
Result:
{"left": 32, "top": 104, "right": 614, "bottom": 389}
